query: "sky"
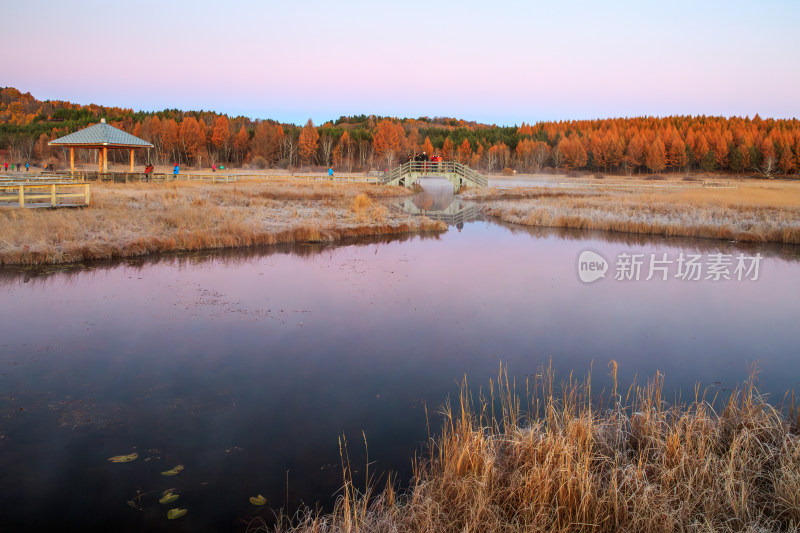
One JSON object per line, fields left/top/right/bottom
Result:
{"left": 2, "top": 0, "right": 799, "bottom": 126}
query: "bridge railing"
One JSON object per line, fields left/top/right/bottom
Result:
{"left": 381, "top": 160, "right": 487, "bottom": 187}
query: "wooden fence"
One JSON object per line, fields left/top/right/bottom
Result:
{"left": 0, "top": 183, "right": 91, "bottom": 207}
{"left": 558, "top": 181, "right": 738, "bottom": 190}
{"left": 62, "top": 171, "right": 380, "bottom": 185}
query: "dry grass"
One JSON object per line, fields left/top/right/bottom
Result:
{"left": 257, "top": 365, "right": 800, "bottom": 533}
{"left": 468, "top": 181, "right": 800, "bottom": 244}
{"left": 0, "top": 180, "right": 445, "bottom": 266}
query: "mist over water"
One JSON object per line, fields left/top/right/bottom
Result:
{"left": 1, "top": 184, "right": 799, "bottom": 532}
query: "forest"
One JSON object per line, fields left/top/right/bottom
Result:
{"left": 1, "top": 87, "right": 799, "bottom": 177}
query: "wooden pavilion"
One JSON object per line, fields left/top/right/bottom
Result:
{"left": 49, "top": 119, "right": 153, "bottom": 173}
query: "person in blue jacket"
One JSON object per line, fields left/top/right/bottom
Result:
{"left": 173, "top": 164, "right": 179, "bottom": 175}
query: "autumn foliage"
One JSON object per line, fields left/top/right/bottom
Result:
{"left": 1, "top": 87, "right": 799, "bottom": 177}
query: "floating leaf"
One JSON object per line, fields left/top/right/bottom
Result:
{"left": 127, "top": 500, "right": 139, "bottom": 509}
{"left": 161, "top": 465, "right": 184, "bottom": 476}
{"left": 108, "top": 452, "right": 138, "bottom": 463}
{"left": 167, "top": 508, "right": 187, "bottom": 520}
{"left": 249, "top": 494, "right": 267, "bottom": 506}
{"left": 159, "top": 492, "right": 179, "bottom": 504}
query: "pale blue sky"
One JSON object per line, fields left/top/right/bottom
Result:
{"left": 2, "top": 0, "right": 798, "bottom": 125}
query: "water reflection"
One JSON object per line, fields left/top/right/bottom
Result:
{"left": 395, "top": 178, "right": 480, "bottom": 230}
{"left": 1, "top": 190, "right": 799, "bottom": 533}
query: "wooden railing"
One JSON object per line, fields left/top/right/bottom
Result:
{"left": 382, "top": 161, "right": 488, "bottom": 187}
{"left": 0, "top": 183, "right": 91, "bottom": 207}
{"left": 66, "top": 171, "right": 380, "bottom": 184}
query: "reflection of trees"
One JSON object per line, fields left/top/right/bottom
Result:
{"left": 414, "top": 179, "right": 456, "bottom": 211}
{"left": 414, "top": 192, "right": 435, "bottom": 211}
{"left": 490, "top": 217, "right": 800, "bottom": 261}
{"left": 4, "top": 217, "right": 798, "bottom": 287}
{"left": 0, "top": 233, "right": 444, "bottom": 286}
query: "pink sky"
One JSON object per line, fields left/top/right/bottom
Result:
{"left": 3, "top": 0, "right": 798, "bottom": 125}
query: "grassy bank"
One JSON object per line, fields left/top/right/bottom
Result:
{"left": 466, "top": 179, "right": 800, "bottom": 245}
{"left": 0, "top": 180, "right": 446, "bottom": 266}
{"left": 262, "top": 367, "right": 800, "bottom": 533}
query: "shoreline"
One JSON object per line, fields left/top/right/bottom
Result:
{"left": 0, "top": 180, "right": 446, "bottom": 267}
{"left": 2, "top": 176, "right": 799, "bottom": 267}
{"left": 465, "top": 179, "right": 800, "bottom": 245}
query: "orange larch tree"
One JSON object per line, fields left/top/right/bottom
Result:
{"left": 457, "top": 138, "right": 472, "bottom": 164}
{"left": 372, "top": 118, "right": 406, "bottom": 169}
{"left": 441, "top": 137, "right": 454, "bottom": 160}
{"left": 645, "top": 138, "right": 666, "bottom": 173}
{"left": 298, "top": 119, "right": 319, "bottom": 166}
{"left": 211, "top": 116, "right": 231, "bottom": 162}
{"left": 233, "top": 125, "right": 250, "bottom": 163}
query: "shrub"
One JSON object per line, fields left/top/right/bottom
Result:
{"left": 646, "top": 174, "right": 666, "bottom": 180}
{"left": 352, "top": 193, "right": 372, "bottom": 213}
{"left": 594, "top": 173, "right": 605, "bottom": 180}
{"left": 502, "top": 167, "right": 516, "bottom": 176}
{"left": 251, "top": 156, "right": 268, "bottom": 169}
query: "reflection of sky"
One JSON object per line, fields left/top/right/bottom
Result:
{"left": 1, "top": 223, "right": 799, "bottom": 531}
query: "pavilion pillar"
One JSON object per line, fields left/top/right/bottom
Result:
{"left": 103, "top": 146, "right": 108, "bottom": 172}
{"left": 130, "top": 149, "right": 135, "bottom": 172}
{"left": 70, "top": 147, "right": 75, "bottom": 172}
{"left": 98, "top": 149, "right": 102, "bottom": 173}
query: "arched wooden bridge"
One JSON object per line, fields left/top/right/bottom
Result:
{"left": 381, "top": 161, "right": 488, "bottom": 191}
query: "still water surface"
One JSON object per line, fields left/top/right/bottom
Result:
{"left": 1, "top": 180, "right": 799, "bottom": 532}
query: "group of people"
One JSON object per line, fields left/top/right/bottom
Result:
{"left": 3, "top": 161, "right": 28, "bottom": 172}
{"left": 409, "top": 152, "right": 444, "bottom": 163}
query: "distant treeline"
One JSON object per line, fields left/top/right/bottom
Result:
{"left": 1, "top": 87, "right": 798, "bottom": 176}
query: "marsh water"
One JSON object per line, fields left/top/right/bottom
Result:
{"left": 1, "top": 179, "right": 799, "bottom": 532}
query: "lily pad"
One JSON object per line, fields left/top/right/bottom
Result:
{"left": 249, "top": 494, "right": 267, "bottom": 506}
{"left": 161, "top": 465, "right": 184, "bottom": 476}
{"left": 127, "top": 500, "right": 140, "bottom": 509}
{"left": 167, "top": 508, "right": 187, "bottom": 520}
{"left": 159, "top": 492, "right": 179, "bottom": 504}
{"left": 108, "top": 452, "right": 138, "bottom": 463}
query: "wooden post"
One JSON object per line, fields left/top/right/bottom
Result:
{"left": 103, "top": 146, "right": 108, "bottom": 172}
{"left": 85, "top": 184, "right": 91, "bottom": 205}
{"left": 51, "top": 184, "right": 57, "bottom": 206}
{"left": 130, "top": 148, "right": 134, "bottom": 172}
{"left": 70, "top": 147, "right": 75, "bottom": 172}
{"left": 98, "top": 148, "right": 102, "bottom": 173}
{"left": 19, "top": 185, "right": 24, "bottom": 207}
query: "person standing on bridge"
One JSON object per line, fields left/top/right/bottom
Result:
{"left": 173, "top": 163, "right": 179, "bottom": 176}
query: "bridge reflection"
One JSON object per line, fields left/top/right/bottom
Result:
{"left": 396, "top": 179, "right": 480, "bottom": 230}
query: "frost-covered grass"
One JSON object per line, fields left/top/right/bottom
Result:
{"left": 0, "top": 180, "right": 445, "bottom": 266}
{"left": 468, "top": 181, "right": 800, "bottom": 244}
{"left": 254, "top": 366, "right": 800, "bottom": 533}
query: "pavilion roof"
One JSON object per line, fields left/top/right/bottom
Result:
{"left": 49, "top": 120, "right": 153, "bottom": 148}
